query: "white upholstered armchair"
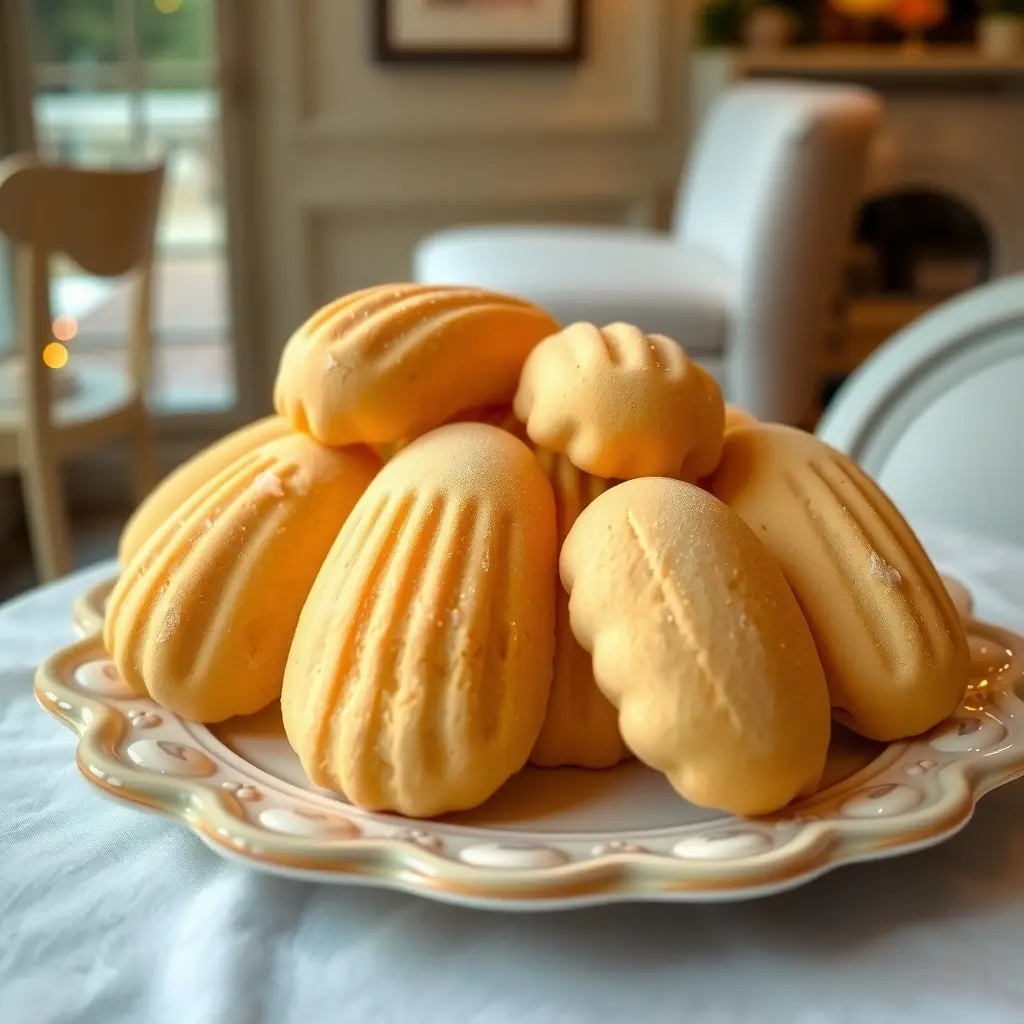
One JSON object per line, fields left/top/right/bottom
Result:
{"left": 414, "top": 80, "right": 881, "bottom": 425}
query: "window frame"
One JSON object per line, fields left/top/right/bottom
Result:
{"left": 3, "top": 0, "right": 262, "bottom": 436}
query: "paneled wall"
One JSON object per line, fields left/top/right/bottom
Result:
{"left": 238, "top": 0, "right": 694, "bottom": 408}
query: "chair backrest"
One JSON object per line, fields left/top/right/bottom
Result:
{"left": 0, "top": 155, "right": 165, "bottom": 435}
{"left": 816, "top": 275, "right": 1024, "bottom": 546}
{"left": 674, "top": 81, "right": 882, "bottom": 424}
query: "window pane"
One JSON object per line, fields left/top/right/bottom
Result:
{"left": 31, "top": 0, "right": 121, "bottom": 65}
{"left": 135, "top": 0, "right": 212, "bottom": 70}
{"left": 28, "top": 0, "right": 234, "bottom": 413}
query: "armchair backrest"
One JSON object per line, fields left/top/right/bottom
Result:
{"left": 674, "top": 81, "right": 881, "bottom": 423}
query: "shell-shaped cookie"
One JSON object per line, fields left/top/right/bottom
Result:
{"left": 274, "top": 283, "right": 558, "bottom": 447}
{"left": 723, "top": 404, "right": 757, "bottom": 435}
{"left": 513, "top": 322, "right": 725, "bottom": 481}
{"left": 282, "top": 423, "right": 557, "bottom": 818}
{"left": 561, "top": 478, "right": 832, "bottom": 817}
{"left": 119, "top": 415, "right": 292, "bottom": 566}
{"left": 706, "top": 424, "right": 969, "bottom": 741}
{"left": 105, "top": 434, "right": 381, "bottom": 723}
{"left": 529, "top": 449, "right": 629, "bottom": 769}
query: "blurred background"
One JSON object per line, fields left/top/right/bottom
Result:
{"left": 3, "top": 0, "right": 231, "bottom": 412}
{"left": 1, "top": 0, "right": 1022, "bottom": 596}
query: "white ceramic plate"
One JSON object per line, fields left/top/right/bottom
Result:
{"left": 38, "top": 576, "right": 1023, "bottom": 911}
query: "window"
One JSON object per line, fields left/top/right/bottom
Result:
{"left": 27, "top": 0, "right": 235, "bottom": 412}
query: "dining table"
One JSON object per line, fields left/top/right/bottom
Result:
{"left": 4, "top": 519, "right": 1024, "bottom": 1024}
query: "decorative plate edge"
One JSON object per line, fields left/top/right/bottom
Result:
{"left": 37, "top": 580, "right": 1024, "bottom": 909}
{"left": 72, "top": 578, "right": 114, "bottom": 639}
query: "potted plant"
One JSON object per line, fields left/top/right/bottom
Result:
{"left": 696, "top": 0, "right": 809, "bottom": 49}
{"left": 696, "top": 0, "right": 745, "bottom": 47}
{"left": 743, "top": 2, "right": 801, "bottom": 49}
{"left": 979, "top": 0, "right": 1024, "bottom": 58}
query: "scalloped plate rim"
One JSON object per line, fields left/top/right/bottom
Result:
{"left": 38, "top": 576, "right": 1024, "bottom": 911}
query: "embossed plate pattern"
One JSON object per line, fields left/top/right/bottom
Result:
{"left": 39, "top": 576, "right": 1024, "bottom": 910}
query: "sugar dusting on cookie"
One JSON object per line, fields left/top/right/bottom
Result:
{"left": 869, "top": 551, "right": 902, "bottom": 588}
{"left": 253, "top": 471, "right": 286, "bottom": 499}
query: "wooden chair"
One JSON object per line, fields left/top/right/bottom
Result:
{"left": 0, "top": 155, "right": 165, "bottom": 581}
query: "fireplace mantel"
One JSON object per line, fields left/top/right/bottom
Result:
{"left": 698, "top": 46, "right": 1024, "bottom": 82}
{"left": 692, "top": 47, "right": 1024, "bottom": 129}
{"left": 690, "top": 45, "right": 1024, "bottom": 416}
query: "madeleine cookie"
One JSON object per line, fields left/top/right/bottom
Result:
{"left": 282, "top": 423, "right": 557, "bottom": 818}
{"left": 118, "top": 415, "right": 293, "bottom": 566}
{"left": 707, "top": 424, "right": 969, "bottom": 741}
{"left": 529, "top": 449, "right": 629, "bottom": 769}
{"left": 274, "top": 283, "right": 558, "bottom": 447}
{"left": 561, "top": 477, "right": 831, "bottom": 816}
{"left": 105, "top": 435, "right": 380, "bottom": 723}
{"left": 724, "top": 405, "right": 758, "bottom": 435}
{"left": 513, "top": 322, "right": 725, "bottom": 481}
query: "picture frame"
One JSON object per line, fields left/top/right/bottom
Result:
{"left": 373, "top": 0, "right": 585, "bottom": 65}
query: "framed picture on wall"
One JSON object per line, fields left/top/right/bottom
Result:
{"left": 373, "top": 0, "right": 585, "bottom": 64}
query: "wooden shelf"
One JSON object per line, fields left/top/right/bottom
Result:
{"left": 713, "top": 45, "right": 1024, "bottom": 79}
{"left": 689, "top": 46, "right": 1024, "bottom": 143}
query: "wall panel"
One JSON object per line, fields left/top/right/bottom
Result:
{"left": 242, "top": 0, "right": 692, "bottom": 406}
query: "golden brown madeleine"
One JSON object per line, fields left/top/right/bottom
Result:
{"left": 273, "top": 283, "right": 558, "bottom": 447}
{"left": 118, "top": 415, "right": 292, "bottom": 567}
{"left": 561, "top": 477, "right": 831, "bottom": 816}
{"left": 723, "top": 404, "right": 758, "bottom": 435}
{"left": 282, "top": 422, "right": 558, "bottom": 818}
{"left": 706, "top": 424, "right": 969, "bottom": 741}
{"left": 105, "top": 435, "right": 380, "bottom": 723}
{"left": 513, "top": 322, "right": 725, "bottom": 481}
{"left": 529, "top": 448, "right": 629, "bottom": 769}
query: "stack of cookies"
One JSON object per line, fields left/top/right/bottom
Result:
{"left": 105, "top": 284, "right": 970, "bottom": 819}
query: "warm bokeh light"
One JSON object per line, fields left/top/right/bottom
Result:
{"left": 830, "top": 0, "right": 896, "bottom": 18}
{"left": 42, "top": 342, "right": 69, "bottom": 369}
{"left": 52, "top": 315, "right": 77, "bottom": 342}
{"left": 893, "top": 0, "right": 947, "bottom": 29}
{"left": 155, "top": 0, "right": 182, "bottom": 13}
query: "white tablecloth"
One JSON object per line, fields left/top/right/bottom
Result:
{"left": 5, "top": 523, "right": 1024, "bottom": 1024}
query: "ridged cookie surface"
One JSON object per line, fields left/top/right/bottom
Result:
{"left": 105, "top": 434, "right": 380, "bottom": 722}
{"left": 118, "top": 415, "right": 293, "bottom": 566}
{"left": 707, "top": 424, "right": 969, "bottom": 741}
{"left": 513, "top": 322, "right": 725, "bottom": 480}
{"left": 282, "top": 423, "right": 557, "bottom": 818}
{"left": 529, "top": 449, "right": 628, "bottom": 769}
{"left": 561, "top": 477, "right": 831, "bottom": 816}
{"left": 274, "top": 283, "right": 558, "bottom": 447}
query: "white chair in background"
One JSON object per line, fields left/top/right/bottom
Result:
{"left": 414, "top": 80, "right": 881, "bottom": 425}
{"left": 816, "top": 275, "right": 1024, "bottom": 547}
